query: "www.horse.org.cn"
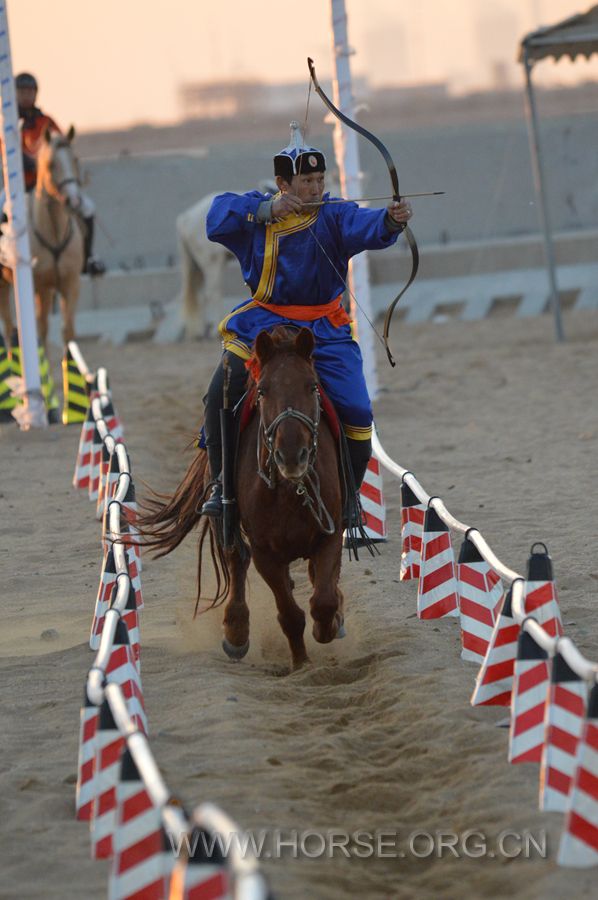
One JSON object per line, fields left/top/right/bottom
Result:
{"left": 170, "top": 828, "right": 548, "bottom": 860}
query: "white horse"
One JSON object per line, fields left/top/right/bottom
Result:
{"left": 175, "top": 182, "right": 277, "bottom": 339}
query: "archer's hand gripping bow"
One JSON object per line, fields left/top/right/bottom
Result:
{"left": 307, "top": 57, "right": 420, "bottom": 367}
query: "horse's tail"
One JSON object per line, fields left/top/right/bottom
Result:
{"left": 137, "top": 447, "right": 230, "bottom": 612}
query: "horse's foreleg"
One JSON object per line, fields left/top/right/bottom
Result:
{"left": 309, "top": 534, "right": 344, "bottom": 644}
{"left": 59, "top": 275, "right": 79, "bottom": 345}
{"left": 221, "top": 541, "right": 251, "bottom": 660}
{"left": 251, "top": 547, "right": 308, "bottom": 669}
{"left": 35, "top": 287, "right": 53, "bottom": 349}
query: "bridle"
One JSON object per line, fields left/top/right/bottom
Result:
{"left": 256, "top": 384, "right": 335, "bottom": 535}
{"left": 34, "top": 138, "right": 81, "bottom": 273}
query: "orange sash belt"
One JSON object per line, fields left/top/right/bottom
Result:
{"left": 254, "top": 295, "right": 350, "bottom": 328}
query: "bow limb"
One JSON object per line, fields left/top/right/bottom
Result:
{"left": 307, "top": 57, "right": 400, "bottom": 200}
{"left": 307, "top": 56, "right": 419, "bottom": 367}
{"left": 382, "top": 224, "right": 419, "bottom": 366}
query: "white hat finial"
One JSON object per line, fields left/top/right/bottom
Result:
{"left": 289, "top": 121, "right": 304, "bottom": 151}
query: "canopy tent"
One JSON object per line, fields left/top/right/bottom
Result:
{"left": 519, "top": 5, "right": 598, "bottom": 341}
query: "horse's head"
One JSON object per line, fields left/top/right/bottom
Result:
{"left": 37, "top": 126, "right": 83, "bottom": 210}
{"left": 253, "top": 326, "right": 320, "bottom": 483}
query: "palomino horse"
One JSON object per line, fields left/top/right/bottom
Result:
{"left": 0, "top": 127, "right": 84, "bottom": 347}
{"left": 141, "top": 327, "right": 346, "bottom": 670}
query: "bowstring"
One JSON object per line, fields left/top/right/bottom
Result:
{"left": 300, "top": 75, "right": 386, "bottom": 351}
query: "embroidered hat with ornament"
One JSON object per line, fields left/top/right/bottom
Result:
{"left": 273, "top": 121, "right": 326, "bottom": 180}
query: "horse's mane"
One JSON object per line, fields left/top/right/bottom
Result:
{"left": 245, "top": 326, "right": 315, "bottom": 384}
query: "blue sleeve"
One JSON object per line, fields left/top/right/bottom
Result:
{"left": 334, "top": 202, "right": 401, "bottom": 257}
{"left": 206, "top": 191, "right": 265, "bottom": 254}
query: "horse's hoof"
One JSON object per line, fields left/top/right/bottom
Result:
{"left": 222, "top": 638, "right": 249, "bottom": 660}
{"left": 336, "top": 621, "right": 346, "bottom": 639}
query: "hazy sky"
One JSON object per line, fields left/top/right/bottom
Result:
{"left": 9, "top": 0, "right": 598, "bottom": 131}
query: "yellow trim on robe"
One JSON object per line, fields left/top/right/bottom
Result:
{"left": 252, "top": 208, "right": 320, "bottom": 304}
{"left": 218, "top": 299, "right": 258, "bottom": 343}
{"left": 343, "top": 423, "right": 373, "bottom": 441}
{"left": 223, "top": 339, "right": 252, "bottom": 360}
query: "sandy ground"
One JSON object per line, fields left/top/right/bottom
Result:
{"left": 2, "top": 309, "right": 598, "bottom": 899}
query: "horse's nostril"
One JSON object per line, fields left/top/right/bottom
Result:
{"left": 274, "top": 449, "right": 284, "bottom": 466}
{"left": 298, "top": 448, "right": 309, "bottom": 466}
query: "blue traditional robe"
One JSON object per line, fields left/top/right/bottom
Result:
{"left": 206, "top": 190, "right": 400, "bottom": 438}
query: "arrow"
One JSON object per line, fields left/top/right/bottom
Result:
{"left": 302, "top": 191, "right": 445, "bottom": 207}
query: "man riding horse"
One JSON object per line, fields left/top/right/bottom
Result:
{"left": 200, "top": 122, "right": 413, "bottom": 520}
{"left": 1, "top": 72, "right": 105, "bottom": 276}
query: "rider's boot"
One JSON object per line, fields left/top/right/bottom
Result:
{"left": 344, "top": 436, "right": 372, "bottom": 528}
{"left": 201, "top": 441, "right": 223, "bottom": 518}
{"left": 81, "top": 215, "right": 106, "bottom": 276}
{"left": 199, "top": 351, "right": 248, "bottom": 519}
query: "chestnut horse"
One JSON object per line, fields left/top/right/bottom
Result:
{"left": 141, "top": 327, "right": 346, "bottom": 669}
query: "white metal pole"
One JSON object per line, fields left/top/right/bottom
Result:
{"left": 522, "top": 50, "right": 564, "bottom": 342}
{"left": 329, "top": 0, "right": 379, "bottom": 398}
{"left": 0, "top": 1, "right": 46, "bottom": 428}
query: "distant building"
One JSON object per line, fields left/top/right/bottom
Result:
{"left": 177, "top": 77, "right": 369, "bottom": 121}
{"left": 374, "top": 82, "right": 449, "bottom": 106}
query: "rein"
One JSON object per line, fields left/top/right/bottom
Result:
{"left": 34, "top": 216, "right": 74, "bottom": 265}
{"left": 256, "top": 387, "right": 335, "bottom": 535}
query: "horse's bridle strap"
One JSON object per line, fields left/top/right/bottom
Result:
{"left": 263, "top": 405, "right": 320, "bottom": 444}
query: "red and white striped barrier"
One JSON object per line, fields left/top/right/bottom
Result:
{"left": 122, "top": 478, "right": 143, "bottom": 575}
{"left": 540, "top": 650, "right": 588, "bottom": 812}
{"left": 91, "top": 699, "right": 126, "bottom": 860}
{"left": 558, "top": 684, "right": 598, "bottom": 867}
{"left": 371, "top": 429, "right": 598, "bottom": 868}
{"left": 73, "top": 405, "right": 95, "bottom": 490}
{"left": 100, "top": 395, "right": 124, "bottom": 444}
{"left": 122, "top": 581, "right": 141, "bottom": 668}
{"left": 125, "top": 543, "right": 144, "bottom": 611}
{"left": 90, "top": 548, "right": 117, "bottom": 651}
{"left": 524, "top": 543, "right": 564, "bottom": 639}
{"left": 105, "top": 620, "right": 147, "bottom": 734}
{"left": 457, "top": 536, "right": 503, "bottom": 664}
{"left": 96, "top": 441, "right": 112, "bottom": 520}
{"left": 88, "top": 423, "right": 103, "bottom": 501}
{"left": 72, "top": 352, "right": 269, "bottom": 897}
{"left": 417, "top": 507, "right": 459, "bottom": 619}
{"left": 400, "top": 481, "right": 425, "bottom": 581}
{"left": 358, "top": 455, "right": 387, "bottom": 541}
{"left": 108, "top": 748, "right": 170, "bottom": 900}
{"left": 76, "top": 688, "right": 99, "bottom": 821}
{"left": 168, "top": 826, "right": 230, "bottom": 900}
{"left": 508, "top": 628, "right": 550, "bottom": 764}
{"left": 471, "top": 588, "right": 519, "bottom": 707}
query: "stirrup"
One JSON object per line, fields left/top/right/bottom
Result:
{"left": 201, "top": 482, "right": 223, "bottom": 518}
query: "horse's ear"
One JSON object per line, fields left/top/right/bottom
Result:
{"left": 67, "top": 125, "right": 76, "bottom": 142}
{"left": 295, "top": 327, "right": 315, "bottom": 360}
{"left": 255, "top": 330, "right": 275, "bottom": 366}
{"left": 44, "top": 126, "right": 52, "bottom": 143}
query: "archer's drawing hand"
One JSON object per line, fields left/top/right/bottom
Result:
{"left": 387, "top": 200, "right": 413, "bottom": 224}
{"left": 272, "top": 193, "right": 304, "bottom": 221}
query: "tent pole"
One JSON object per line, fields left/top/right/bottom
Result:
{"left": 522, "top": 49, "right": 564, "bottom": 342}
